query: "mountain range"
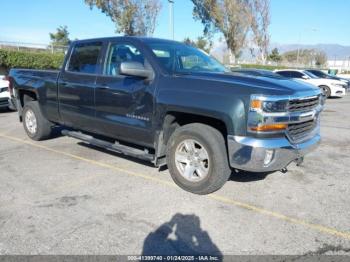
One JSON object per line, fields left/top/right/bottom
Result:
{"left": 271, "top": 43, "right": 350, "bottom": 60}
{"left": 211, "top": 41, "right": 350, "bottom": 61}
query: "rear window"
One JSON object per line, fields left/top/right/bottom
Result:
{"left": 67, "top": 42, "right": 102, "bottom": 74}
{"left": 290, "top": 71, "right": 304, "bottom": 78}
{"left": 276, "top": 71, "right": 291, "bottom": 77}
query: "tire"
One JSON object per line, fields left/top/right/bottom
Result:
{"left": 320, "top": 85, "right": 331, "bottom": 98}
{"left": 22, "top": 101, "right": 53, "bottom": 141}
{"left": 166, "top": 123, "right": 231, "bottom": 195}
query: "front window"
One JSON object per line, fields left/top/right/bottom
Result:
{"left": 105, "top": 43, "right": 147, "bottom": 76}
{"left": 147, "top": 42, "right": 229, "bottom": 74}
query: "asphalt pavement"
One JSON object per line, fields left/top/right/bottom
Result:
{"left": 0, "top": 96, "right": 349, "bottom": 255}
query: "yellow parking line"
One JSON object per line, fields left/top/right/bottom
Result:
{"left": 1, "top": 132, "right": 350, "bottom": 240}
{"left": 208, "top": 194, "right": 350, "bottom": 240}
{"left": 0, "top": 133, "right": 176, "bottom": 187}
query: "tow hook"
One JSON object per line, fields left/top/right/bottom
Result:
{"left": 281, "top": 168, "right": 288, "bottom": 174}
{"left": 295, "top": 157, "right": 304, "bottom": 166}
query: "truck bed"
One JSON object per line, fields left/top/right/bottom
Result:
{"left": 10, "top": 69, "right": 59, "bottom": 83}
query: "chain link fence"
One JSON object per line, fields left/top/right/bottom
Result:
{"left": 0, "top": 41, "right": 68, "bottom": 54}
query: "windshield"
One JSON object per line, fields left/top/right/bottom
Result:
{"left": 147, "top": 42, "right": 229, "bottom": 74}
{"left": 303, "top": 71, "right": 319, "bottom": 79}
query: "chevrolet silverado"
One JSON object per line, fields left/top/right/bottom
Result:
{"left": 9, "top": 37, "right": 324, "bottom": 194}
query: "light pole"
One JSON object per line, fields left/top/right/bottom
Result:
{"left": 296, "top": 32, "right": 301, "bottom": 66}
{"left": 168, "top": 0, "right": 174, "bottom": 40}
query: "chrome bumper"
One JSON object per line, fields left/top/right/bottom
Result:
{"left": 8, "top": 97, "right": 17, "bottom": 111}
{"left": 227, "top": 134, "right": 320, "bottom": 172}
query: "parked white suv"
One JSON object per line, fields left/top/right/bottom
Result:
{"left": 274, "top": 69, "right": 346, "bottom": 98}
{"left": 0, "top": 75, "right": 11, "bottom": 110}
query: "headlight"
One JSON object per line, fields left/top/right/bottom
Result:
{"left": 331, "top": 83, "right": 345, "bottom": 88}
{"left": 250, "top": 96, "right": 288, "bottom": 113}
{"left": 248, "top": 95, "right": 288, "bottom": 133}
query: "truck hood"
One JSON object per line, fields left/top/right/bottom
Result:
{"left": 180, "top": 71, "right": 319, "bottom": 95}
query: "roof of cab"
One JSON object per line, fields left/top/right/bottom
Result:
{"left": 71, "top": 36, "right": 183, "bottom": 45}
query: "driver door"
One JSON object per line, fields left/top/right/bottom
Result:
{"left": 94, "top": 41, "right": 155, "bottom": 146}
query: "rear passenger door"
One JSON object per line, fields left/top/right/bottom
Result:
{"left": 58, "top": 41, "right": 103, "bottom": 131}
{"left": 94, "top": 41, "right": 156, "bottom": 146}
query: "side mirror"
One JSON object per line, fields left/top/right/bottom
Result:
{"left": 301, "top": 75, "right": 309, "bottom": 80}
{"left": 120, "top": 61, "right": 153, "bottom": 79}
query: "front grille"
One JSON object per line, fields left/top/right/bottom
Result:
{"left": 0, "top": 98, "right": 8, "bottom": 106}
{"left": 287, "top": 119, "right": 317, "bottom": 142}
{"left": 288, "top": 96, "right": 320, "bottom": 112}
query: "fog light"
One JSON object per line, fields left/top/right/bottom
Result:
{"left": 264, "top": 150, "right": 275, "bottom": 166}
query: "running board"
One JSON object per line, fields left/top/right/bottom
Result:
{"left": 61, "top": 130, "right": 154, "bottom": 162}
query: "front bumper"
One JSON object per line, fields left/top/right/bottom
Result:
{"left": 331, "top": 86, "right": 346, "bottom": 97}
{"left": 227, "top": 134, "right": 320, "bottom": 172}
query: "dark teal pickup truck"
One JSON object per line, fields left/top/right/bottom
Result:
{"left": 9, "top": 37, "right": 324, "bottom": 194}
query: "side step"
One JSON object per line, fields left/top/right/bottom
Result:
{"left": 61, "top": 130, "right": 154, "bottom": 162}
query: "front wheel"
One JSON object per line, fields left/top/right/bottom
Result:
{"left": 166, "top": 123, "right": 231, "bottom": 195}
{"left": 320, "top": 85, "right": 331, "bottom": 98}
{"left": 22, "top": 101, "right": 53, "bottom": 141}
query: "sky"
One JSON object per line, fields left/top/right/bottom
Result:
{"left": 0, "top": 0, "right": 349, "bottom": 46}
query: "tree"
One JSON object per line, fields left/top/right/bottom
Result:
{"left": 184, "top": 36, "right": 212, "bottom": 53}
{"left": 282, "top": 49, "right": 326, "bottom": 66}
{"left": 314, "top": 51, "right": 327, "bottom": 67}
{"left": 49, "top": 26, "right": 70, "bottom": 47}
{"left": 268, "top": 48, "right": 282, "bottom": 63}
{"left": 183, "top": 37, "right": 196, "bottom": 46}
{"left": 85, "top": 0, "right": 161, "bottom": 36}
{"left": 249, "top": 0, "right": 270, "bottom": 64}
{"left": 196, "top": 36, "right": 212, "bottom": 53}
{"left": 191, "top": 0, "right": 251, "bottom": 62}
{"left": 283, "top": 49, "right": 312, "bottom": 64}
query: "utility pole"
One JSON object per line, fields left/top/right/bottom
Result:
{"left": 168, "top": 0, "right": 174, "bottom": 40}
{"left": 296, "top": 32, "right": 301, "bottom": 66}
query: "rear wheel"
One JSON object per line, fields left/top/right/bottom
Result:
{"left": 166, "top": 123, "right": 231, "bottom": 195}
{"left": 320, "top": 85, "right": 331, "bottom": 98}
{"left": 22, "top": 101, "right": 53, "bottom": 141}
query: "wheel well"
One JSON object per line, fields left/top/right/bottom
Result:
{"left": 319, "top": 85, "right": 331, "bottom": 91}
{"left": 157, "top": 112, "right": 228, "bottom": 157}
{"left": 19, "top": 90, "right": 37, "bottom": 107}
